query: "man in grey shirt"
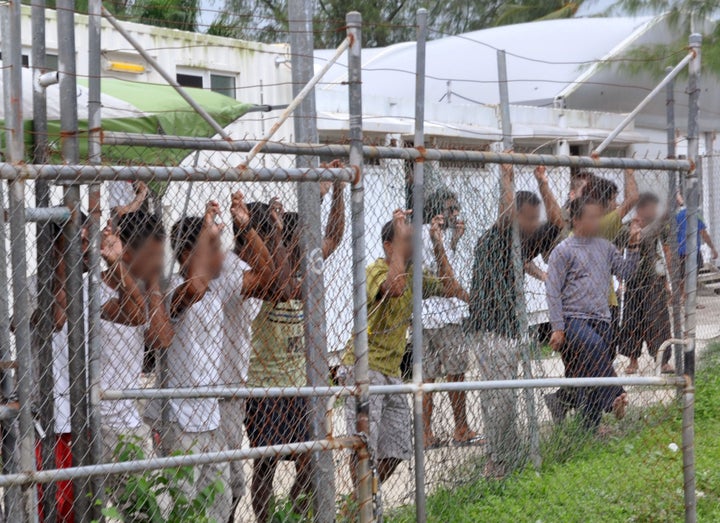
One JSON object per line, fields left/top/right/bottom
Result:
{"left": 546, "top": 197, "right": 640, "bottom": 430}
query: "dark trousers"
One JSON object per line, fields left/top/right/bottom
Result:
{"left": 556, "top": 318, "right": 624, "bottom": 429}
{"left": 619, "top": 276, "right": 672, "bottom": 363}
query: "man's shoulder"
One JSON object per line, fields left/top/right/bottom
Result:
{"left": 367, "top": 258, "right": 389, "bottom": 273}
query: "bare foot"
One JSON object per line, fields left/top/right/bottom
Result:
{"left": 453, "top": 427, "right": 481, "bottom": 444}
{"left": 612, "top": 393, "right": 628, "bottom": 420}
{"left": 483, "top": 460, "right": 507, "bottom": 480}
{"left": 661, "top": 364, "right": 675, "bottom": 374}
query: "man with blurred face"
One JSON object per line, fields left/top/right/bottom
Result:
{"left": 615, "top": 193, "right": 673, "bottom": 375}
{"left": 420, "top": 188, "right": 477, "bottom": 448}
{"left": 546, "top": 197, "right": 640, "bottom": 430}
{"left": 467, "top": 164, "right": 564, "bottom": 478}
{"left": 343, "top": 208, "right": 467, "bottom": 486}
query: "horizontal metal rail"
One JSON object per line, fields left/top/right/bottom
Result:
{"left": 0, "top": 164, "right": 356, "bottom": 183}
{"left": 0, "top": 437, "right": 360, "bottom": 488}
{"left": 102, "top": 375, "right": 687, "bottom": 401}
{"left": 101, "top": 132, "right": 692, "bottom": 171}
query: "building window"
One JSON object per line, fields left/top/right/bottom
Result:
{"left": 176, "top": 73, "right": 203, "bottom": 89}
{"left": 0, "top": 54, "right": 29, "bottom": 67}
{"left": 210, "top": 74, "right": 236, "bottom": 98}
{"left": 46, "top": 54, "right": 59, "bottom": 70}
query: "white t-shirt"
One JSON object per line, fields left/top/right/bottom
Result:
{"left": 98, "top": 279, "right": 146, "bottom": 430}
{"left": 27, "top": 274, "right": 89, "bottom": 435}
{"left": 421, "top": 224, "right": 469, "bottom": 329}
{"left": 221, "top": 254, "right": 260, "bottom": 386}
{"left": 167, "top": 255, "right": 245, "bottom": 432}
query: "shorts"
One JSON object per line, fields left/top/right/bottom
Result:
{"left": 422, "top": 324, "right": 470, "bottom": 379}
{"left": 219, "top": 398, "right": 246, "bottom": 498}
{"left": 344, "top": 369, "right": 412, "bottom": 461}
{"left": 245, "top": 397, "right": 310, "bottom": 449}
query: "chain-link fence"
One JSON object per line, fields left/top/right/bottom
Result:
{"left": 0, "top": 3, "right": 707, "bottom": 523}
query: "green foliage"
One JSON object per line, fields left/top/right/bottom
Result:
{"left": 388, "top": 344, "right": 720, "bottom": 522}
{"left": 492, "top": 1, "right": 582, "bottom": 27}
{"left": 617, "top": 0, "right": 720, "bottom": 76}
{"left": 97, "top": 436, "right": 225, "bottom": 523}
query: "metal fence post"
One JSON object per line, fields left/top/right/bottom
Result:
{"left": 497, "top": 48, "right": 541, "bottom": 469}
{"left": 410, "top": 9, "right": 429, "bottom": 523}
{"left": 31, "top": 0, "right": 60, "bottom": 519}
{"left": 287, "top": 1, "right": 335, "bottom": 519}
{"left": 2, "top": 2, "right": 37, "bottom": 520}
{"left": 57, "top": 1, "right": 91, "bottom": 520}
{"left": 681, "top": 32, "right": 701, "bottom": 523}
{"left": 345, "top": 12, "right": 373, "bottom": 523}
{"left": 665, "top": 67, "right": 684, "bottom": 378}
{"left": 87, "top": 1, "right": 105, "bottom": 518}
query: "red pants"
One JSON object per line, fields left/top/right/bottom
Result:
{"left": 35, "top": 433, "right": 75, "bottom": 523}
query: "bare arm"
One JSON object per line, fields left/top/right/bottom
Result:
{"left": 322, "top": 161, "right": 346, "bottom": 259}
{"left": 379, "top": 209, "right": 411, "bottom": 298}
{"left": 100, "top": 227, "right": 147, "bottom": 326}
{"left": 169, "top": 202, "right": 219, "bottom": 318}
{"left": 429, "top": 215, "right": 468, "bottom": 301}
{"left": 144, "top": 280, "right": 174, "bottom": 350}
{"left": 617, "top": 168, "right": 639, "bottom": 219}
{"left": 497, "top": 162, "right": 515, "bottom": 228}
{"left": 534, "top": 166, "right": 563, "bottom": 228}
{"left": 700, "top": 229, "right": 718, "bottom": 259}
{"left": 112, "top": 182, "right": 148, "bottom": 218}
{"left": 524, "top": 260, "right": 547, "bottom": 282}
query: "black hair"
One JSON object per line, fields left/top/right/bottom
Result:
{"left": 515, "top": 191, "right": 541, "bottom": 210}
{"left": 171, "top": 216, "right": 204, "bottom": 261}
{"left": 637, "top": 192, "right": 660, "bottom": 209}
{"left": 584, "top": 176, "right": 618, "bottom": 206}
{"left": 423, "top": 187, "right": 458, "bottom": 223}
{"left": 381, "top": 219, "right": 395, "bottom": 244}
{"left": 570, "top": 171, "right": 595, "bottom": 191}
{"left": 117, "top": 211, "right": 165, "bottom": 250}
{"left": 569, "top": 196, "right": 602, "bottom": 222}
{"left": 49, "top": 208, "right": 89, "bottom": 245}
{"left": 281, "top": 211, "right": 299, "bottom": 248}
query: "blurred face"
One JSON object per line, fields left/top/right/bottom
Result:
{"left": 384, "top": 224, "right": 413, "bottom": 263}
{"left": 124, "top": 237, "right": 165, "bottom": 282}
{"left": 636, "top": 202, "right": 658, "bottom": 227}
{"left": 207, "top": 234, "right": 226, "bottom": 279}
{"left": 517, "top": 202, "right": 541, "bottom": 237}
{"left": 573, "top": 202, "right": 604, "bottom": 237}
{"left": 442, "top": 198, "right": 460, "bottom": 229}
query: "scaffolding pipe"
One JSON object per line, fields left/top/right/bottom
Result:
{"left": 87, "top": 1, "right": 105, "bottom": 517}
{"left": 101, "top": 133, "right": 693, "bottom": 171}
{"left": 0, "top": 437, "right": 361, "bottom": 489}
{"left": 101, "top": 375, "right": 686, "bottom": 401}
{"left": 0, "top": 164, "right": 356, "bottom": 183}
{"left": 100, "top": 6, "right": 231, "bottom": 140}
{"left": 592, "top": 50, "right": 695, "bottom": 156}
{"left": 411, "top": 9, "right": 429, "bottom": 522}
{"left": 241, "top": 35, "right": 350, "bottom": 168}
{"left": 345, "top": 11, "right": 373, "bottom": 523}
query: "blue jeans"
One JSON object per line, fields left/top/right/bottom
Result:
{"left": 560, "top": 318, "right": 624, "bottom": 429}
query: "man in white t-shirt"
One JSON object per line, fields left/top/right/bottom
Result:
{"left": 167, "top": 192, "right": 273, "bottom": 523}
{"left": 421, "top": 189, "right": 477, "bottom": 448}
{"left": 97, "top": 211, "right": 173, "bottom": 486}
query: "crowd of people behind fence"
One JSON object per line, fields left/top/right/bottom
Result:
{"left": 22, "top": 160, "right": 716, "bottom": 522}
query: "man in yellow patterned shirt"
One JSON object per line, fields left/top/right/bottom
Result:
{"left": 344, "top": 209, "right": 467, "bottom": 484}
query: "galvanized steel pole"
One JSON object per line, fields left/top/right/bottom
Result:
{"left": 665, "top": 67, "right": 684, "bottom": 377}
{"left": 87, "top": 1, "right": 105, "bottom": 518}
{"left": 287, "top": 0, "right": 335, "bottom": 519}
{"left": 497, "top": 48, "right": 541, "bottom": 470}
{"left": 1, "top": 2, "right": 34, "bottom": 519}
{"left": 345, "top": 12, "right": 373, "bottom": 523}
{"left": 31, "top": 0, "right": 59, "bottom": 519}
{"left": 681, "top": 32, "right": 701, "bottom": 523}
{"left": 57, "top": 1, "right": 91, "bottom": 520}
{"left": 411, "top": 9, "right": 429, "bottom": 523}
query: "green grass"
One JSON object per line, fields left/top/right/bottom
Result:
{"left": 389, "top": 345, "right": 720, "bottom": 523}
